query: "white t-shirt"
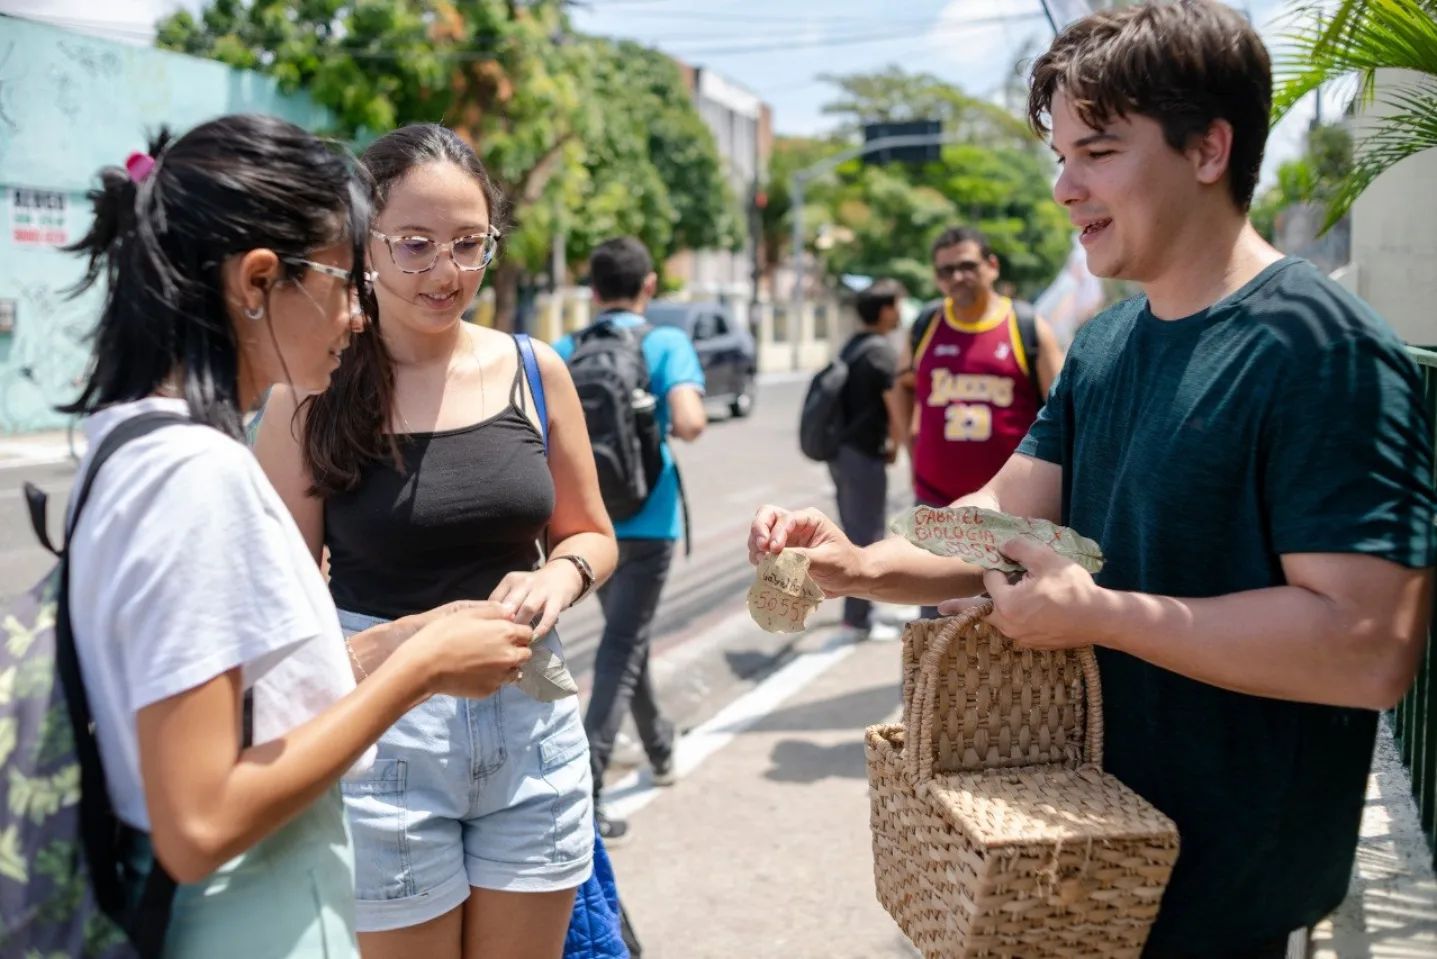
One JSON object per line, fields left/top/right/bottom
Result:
{"left": 68, "top": 397, "right": 374, "bottom": 830}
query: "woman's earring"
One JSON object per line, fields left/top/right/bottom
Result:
{"left": 244, "top": 305, "right": 265, "bottom": 321}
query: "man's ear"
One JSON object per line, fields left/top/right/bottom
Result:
{"left": 642, "top": 272, "right": 659, "bottom": 298}
{"left": 1190, "top": 118, "right": 1234, "bottom": 190}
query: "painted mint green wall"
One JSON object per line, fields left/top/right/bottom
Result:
{"left": 0, "top": 14, "right": 331, "bottom": 434}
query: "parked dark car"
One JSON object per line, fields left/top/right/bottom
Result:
{"left": 644, "top": 300, "right": 757, "bottom": 417}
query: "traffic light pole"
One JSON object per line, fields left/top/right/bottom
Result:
{"left": 786, "top": 131, "right": 961, "bottom": 369}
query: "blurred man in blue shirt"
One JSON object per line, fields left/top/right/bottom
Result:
{"left": 555, "top": 237, "right": 706, "bottom": 843}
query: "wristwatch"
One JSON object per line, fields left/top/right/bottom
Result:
{"left": 552, "top": 553, "right": 597, "bottom": 607}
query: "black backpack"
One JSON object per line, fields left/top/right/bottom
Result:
{"left": 567, "top": 315, "right": 665, "bottom": 520}
{"left": 3, "top": 412, "right": 186, "bottom": 958}
{"left": 910, "top": 299, "right": 1045, "bottom": 409}
{"left": 798, "top": 334, "right": 888, "bottom": 463}
{"left": 3, "top": 412, "right": 256, "bottom": 958}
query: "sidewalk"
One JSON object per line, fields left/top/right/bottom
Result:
{"left": 607, "top": 622, "right": 1437, "bottom": 959}
{"left": 0, "top": 428, "right": 77, "bottom": 468}
{"left": 607, "top": 626, "right": 918, "bottom": 959}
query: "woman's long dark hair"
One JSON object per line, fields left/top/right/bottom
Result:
{"left": 63, "top": 114, "right": 371, "bottom": 438}
{"left": 303, "top": 123, "right": 506, "bottom": 495}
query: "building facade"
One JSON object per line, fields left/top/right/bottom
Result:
{"left": 1325, "top": 70, "right": 1434, "bottom": 348}
{"left": 0, "top": 14, "right": 329, "bottom": 434}
{"left": 666, "top": 61, "right": 773, "bottom": 308}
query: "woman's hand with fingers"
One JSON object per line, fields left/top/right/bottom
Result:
{"left": 346, "top": 601, "right": 515, "bottom": 680}
{"left": 488, "top": 560, "right": 585, "bottom": 639}
{"left": 395, "top": 608, "right": 534, "bottom": 701}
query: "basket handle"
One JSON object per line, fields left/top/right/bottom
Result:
{"left": 906, "top": 602, "right": 1105, "bottom": 783}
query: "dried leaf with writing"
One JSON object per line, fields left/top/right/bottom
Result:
{"left": 890, "top": 505, "right": 1104, "bottom": 574}
{"left": 747, "top": 551, "right": 823, "bottom": 633}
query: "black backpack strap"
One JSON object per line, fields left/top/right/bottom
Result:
{"left": 672, "top": 455, "right": 692, "bottom": 559}
{"left": 1012, "top": 300, "right": 1044, "bottom": 409}
{"left": 907, "top": 300, "right": 943, "bottom": 364}
{"left": 56, "top": 411, "right": 189, "bottom": 954}
{"left": 24, "top": 482, "right": 60, "bottom": 557}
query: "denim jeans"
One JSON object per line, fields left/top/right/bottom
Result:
{"left": 827, "top": 443, "right": 888, "bottom": 629}
{"left": 584, "top": 537, "right": 677, "bottom": 797}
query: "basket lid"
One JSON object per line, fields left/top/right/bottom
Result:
{"left": 923, "top": 766, "right": 1179, "bottom": 848}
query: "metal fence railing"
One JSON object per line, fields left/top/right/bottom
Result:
{"left": 1393, "top": 345, "right": 1437, "bottom": 870}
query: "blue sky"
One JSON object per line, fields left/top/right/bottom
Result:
{"left": 3, "top": 0, "right": 1346, "bottom": 187}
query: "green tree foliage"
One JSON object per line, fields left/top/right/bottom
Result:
{"left": 818, "top": 66, "right": 1034, "bottom": 150}
{"left": 764, "top": 68, "right": 1070, "bottom": 301}
{"left": 156, "top": 0, "right": 733, "bottom": 326}
{"left": 1251, "top": 124, "right": 1355, "bottom": 241}
{"left": 562, "top": 39, "right": 739, "bottom": 268}
{"left": 1273, "top": 0, "right": 1437, "bottom": 229}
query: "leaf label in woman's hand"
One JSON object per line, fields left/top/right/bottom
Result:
{"left": 515, "top": 644, "right": 578, "bottom": 702}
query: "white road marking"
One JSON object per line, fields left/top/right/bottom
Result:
{"left": 602, "top": 627, "right": 858, "bottom": 820}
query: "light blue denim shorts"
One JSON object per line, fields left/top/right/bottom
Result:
{"left": 337, "top": 609, "right": 594, "bottom": 933}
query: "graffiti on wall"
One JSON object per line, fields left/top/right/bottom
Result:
{"left": 0, "top": 15, "right": 330, "bottom": 433}
{"left": 0, "top": 281, "right": 94, "bottom": 433}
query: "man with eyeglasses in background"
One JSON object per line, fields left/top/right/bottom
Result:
{"left": 887, "top": 226, "right": 1065, "bottom": 617}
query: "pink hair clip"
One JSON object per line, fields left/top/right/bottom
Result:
{"left": 125, "top": 152, "right": 156, "bottom": 183}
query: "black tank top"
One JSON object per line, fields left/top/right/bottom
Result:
{"left": 325, "top": 339, "right": 553, "bottom": 620}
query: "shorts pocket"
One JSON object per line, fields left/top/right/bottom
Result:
{"left": 340, "top": 758, "right": 415, "bottom": 900}
{"left": 538, "top": 722, "right": 593, "bottom": 864}
{"left": 539, "top": 727, "right": 589, "bottom": 770}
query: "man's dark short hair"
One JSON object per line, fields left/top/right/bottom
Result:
{"left": 589, "top": 236, "right": 654, "bottom": 302}
{"left": 1027, "top": 0, "right": 1271, "bottom": 211}
{"left": 931, "top": 226, "right": 993, "bottom": 264}
{"left": 856, "top": 278, "right": 905, "bottom": 326}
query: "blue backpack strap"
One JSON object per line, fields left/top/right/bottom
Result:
{"left": 516, "top": 333, "right": 549, "bottom": 453}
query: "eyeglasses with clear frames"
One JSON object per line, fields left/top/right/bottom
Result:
{"left": 282, "top": 257, "right": 376, "bottom": 318}
{"left": 283, "top": 256, "right": 374, "bottom": 284}
{"left": 370, "top": 229, "right": 501, "bottom": 274}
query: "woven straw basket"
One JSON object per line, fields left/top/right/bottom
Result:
{"left": 865, "top": 604, "right": 1180, "bottom": 958}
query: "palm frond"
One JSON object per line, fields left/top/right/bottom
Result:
{"left": 1272, "top": 0, "right": 1437, "bottom": 121}
{"left": 1321, "top": 79, "right": 1437, "bottom": 228}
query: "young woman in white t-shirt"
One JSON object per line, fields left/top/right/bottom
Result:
{"left": 62, "top": 115, "right": 533, "bottom": 958}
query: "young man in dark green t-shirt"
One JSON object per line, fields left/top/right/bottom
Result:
{"left": 748, "top": 2, "right": 1436, "bottom": 956}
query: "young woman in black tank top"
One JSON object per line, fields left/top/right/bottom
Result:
{"left": 255, "top": 125, "right": 616, "bottom": 959}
